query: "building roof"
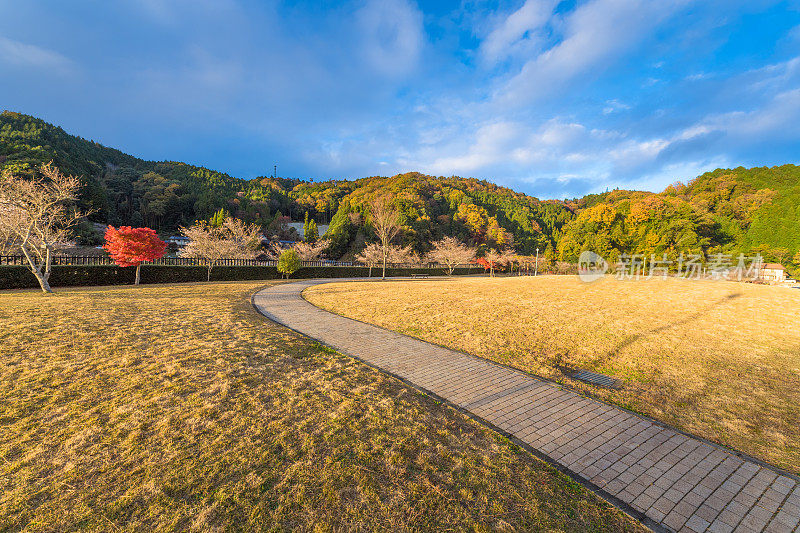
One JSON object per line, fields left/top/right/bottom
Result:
{"left": 762, "top": 263, "right": 786, "bottom": 270}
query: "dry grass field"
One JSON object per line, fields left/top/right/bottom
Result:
{"left": 305, "top": 276, "right": 800, "bottom": 474}
{"left": 0, "top": 281, "right": 642, "bottom": 532}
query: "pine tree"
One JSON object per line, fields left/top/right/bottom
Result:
{"left": 303, "top": 212, "right": 310, "bottom": 241}
{"left": 307, "top": 219, "right": 319, "bottom": 243}
{"left": 210, "top": 208, "right": 228, "bottom": 228}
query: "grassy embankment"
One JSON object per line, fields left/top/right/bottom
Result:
{"left": 0, "top": 281, "right": 642, "bottom": 531}
{"left": 305, "top": 276, "right": 800, "bottom": 474}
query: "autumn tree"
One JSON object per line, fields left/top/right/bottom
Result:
{"left": 293, "top": 238, "right": 328, "bottom": 261}
{"left": 427, "top": 236, "right": 476, "bottom": 275}
{"left": 277, "top": 249, "right": 301, "bottom": 278}
{"left": 265, "top": 241, "right": 292, "bottom": 260}
{"left": 103, "top": 226, "right": 167, "bottom": 285}
{"left": 387, "top": 244, "right": 419, "bottom": 264}
{"left": 356, "top": 242, "right": 383, "bottom": 277}
{"left": 180, "top": 217, "right": 261, "bottom": 281}
{"left": 771, "top": 247, "right": 791, "bottom": 265}
{"left": 368, "top": 195, "right": 401, "bottom": 279}
{"left": 500, "top": 248, "right": 517, "bottom": 275}
{"left": 0, "top": 162, "right": 83, "bottom": 293}
{"left": 483, "top": 248, "right": 503, "bottom": 277}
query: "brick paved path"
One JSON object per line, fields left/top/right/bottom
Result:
{"left": 253, "top": 279, "right": 800, "bottom": 533}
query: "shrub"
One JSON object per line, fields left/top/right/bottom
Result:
{"left": 0, "top": 264, "right": 478, "bottom": 290}
{"left": 277, "top": 249, "right": 301, "bottom": 278}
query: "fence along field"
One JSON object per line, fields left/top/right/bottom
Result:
{"left": 0, "top": 255, "right": 473, "bottom": 269}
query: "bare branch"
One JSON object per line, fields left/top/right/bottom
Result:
{"left": 180, "top": 216, "right": 262, "bottom": 281}
{"left": 0, "top": 162, "right": 83, "bottom": 292}
{"left": 293, "top": 239, "right": 329, "bottom": 261}
{"left": 426, "top": 236, "right": 476, "bottom": 275}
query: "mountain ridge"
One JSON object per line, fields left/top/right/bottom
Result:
{"left": 1, "top": 110, "right": 798, "bottom": 266}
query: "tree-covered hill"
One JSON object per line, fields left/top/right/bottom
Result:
{"left": 557, "top": 165, "right": 800, "bottom": 265}
{"left": 1, "top": 110, "right": 798, "bottom": 264}
{"left": 0, "top": 111, "right": 571, "bottom": 255}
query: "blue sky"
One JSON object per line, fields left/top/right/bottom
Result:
{"left": 1, "top": 0, "right": 800, "bottom": 198}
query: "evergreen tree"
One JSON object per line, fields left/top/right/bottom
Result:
{"left": 303, "top": 212, "right": 310, "bottom": 240}
{"left": 210, "top": 208, "right": 228, "bottom": 228}
{"left": 307, "top": 219, "right": 319, "bottom": 243}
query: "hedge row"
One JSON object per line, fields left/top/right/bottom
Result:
{"left": 0, "top": 265, "right": 477, "bottom": 290}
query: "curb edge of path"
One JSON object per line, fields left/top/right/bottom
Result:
{"left": 250, "top": 282, "right": 669, "bottom": 533}
{"left": 295, "top": 279, "right": 800, "bottom": 486}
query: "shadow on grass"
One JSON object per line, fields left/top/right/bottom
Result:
{"left": 592, "top": 291, "right": 743, "bottom": 368}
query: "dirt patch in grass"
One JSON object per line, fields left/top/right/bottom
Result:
{"left": 0, "top": 281, "right": 642, "bottom": 531}
{"left": 305, "top": 276, "right": 800, "bottom": 474}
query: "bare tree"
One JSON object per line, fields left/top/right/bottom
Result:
{"left": 426, "top": 236, "right": 476, "bottom": 275}
{"left": 515, "top": 255, "right": 537, "bottom": 276}
{"left": 500, "top": 248, "right": 517, "bottom": 275}
{"left": 293, "top": 238, "right": 329, "bottom": 261}
{"left": 0, "top": 162, "right": 83, "bottom": 293}
{"left": 387, "top": 244, "right": 418, "bottom": 265}
{"left": 0, "top": 207, "right": 19, "bottom": 256}
{"left": 264, "top": 241, "right": 292, "bottom": 261}
{"left": 483, "top": 248, "right": 504, "bottom": 277}
{"left": 180, "top": 217, "right": 261, "bottom": 281}
{"left": 368, "top": 196, "right": 401, "bottom": 279}
{"left": 356, "top": 242, "right": 383, "bottom": 277}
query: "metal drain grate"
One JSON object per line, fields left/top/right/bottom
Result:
{"left": 570, "top": 369, "right": 621, "bottom": 389}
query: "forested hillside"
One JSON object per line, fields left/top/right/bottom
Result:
{"left": 0, "top": 111, "right": 570, "bottom": 255}
{"left": 558, "top": 166, "right": 800, "bottom": 265}
{"left": 1, "top": 111, "right": 798, "bottom": 264}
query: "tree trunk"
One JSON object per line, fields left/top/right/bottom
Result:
{"left": 135, "top": 264, "right": 141, "bottom": 285}
{"left": 30, "top": 265, "right": 52, "bottom": 293}
{"left": 368, "top": 265, "right": 372, "bottom": 277}
{"left": 20, "top": 243, "right": 52, "bottom": 293}
{"left": 207, "top": 263, "right": 212, "bottom": 282}
{"left": 382, "top": 250, "right": 387, "bottom": 280}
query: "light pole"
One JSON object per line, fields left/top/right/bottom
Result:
{"left": 535, "top": 248, "right": 539, "bottom": 276}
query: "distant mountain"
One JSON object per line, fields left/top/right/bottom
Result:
{"left": 1, "top": 110, "right": 798, "bottom": 266}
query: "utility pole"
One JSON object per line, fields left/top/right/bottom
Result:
{"left": 535, "top": 248, "right": 539, "bottom": 276}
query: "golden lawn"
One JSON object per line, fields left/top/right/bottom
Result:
{"left": 0, "top": 281, "right": 641, "bottom": 531}
{"left": 305, "top": 276, "right": 800, "bottom": 474}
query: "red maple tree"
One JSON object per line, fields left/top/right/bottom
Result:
{"left": 477, "top": 257, "right": 496, "bottom": 271}
{"left": 104, "top": 226, "right": 167, "bottom": 285}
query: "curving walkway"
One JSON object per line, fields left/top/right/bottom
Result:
{"left": 253, "top": 279, "right": 800, "bottom": 533}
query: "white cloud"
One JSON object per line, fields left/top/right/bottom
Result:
{"left": 0, "top": 36, "right": 72, "bottom": 71}
{"left": 405, "top": 118, "right": 596, "bottom": 177}
{"left": 495, "top": 0, "right": 689, "bottom": 106}
{"left": 480, "top": 0, "right": 559, "bottom": 64}
{"left": 611, "top": 157, "right": 730, "bottom": 192}
{"left": 698, "top": 88, "right": 800, "bottom": 139}
{"left": 134, "top": 0, "right": 242, "bottom": 26}
{"left": 602, "top": 99, "right": 631, "bottom": 114}
{"left": 357, "top": 0, "right": 424, "bottom": 78}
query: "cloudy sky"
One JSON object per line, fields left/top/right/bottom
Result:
{"left": 1, "top": 0, "right": 799, "bottom": 198}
